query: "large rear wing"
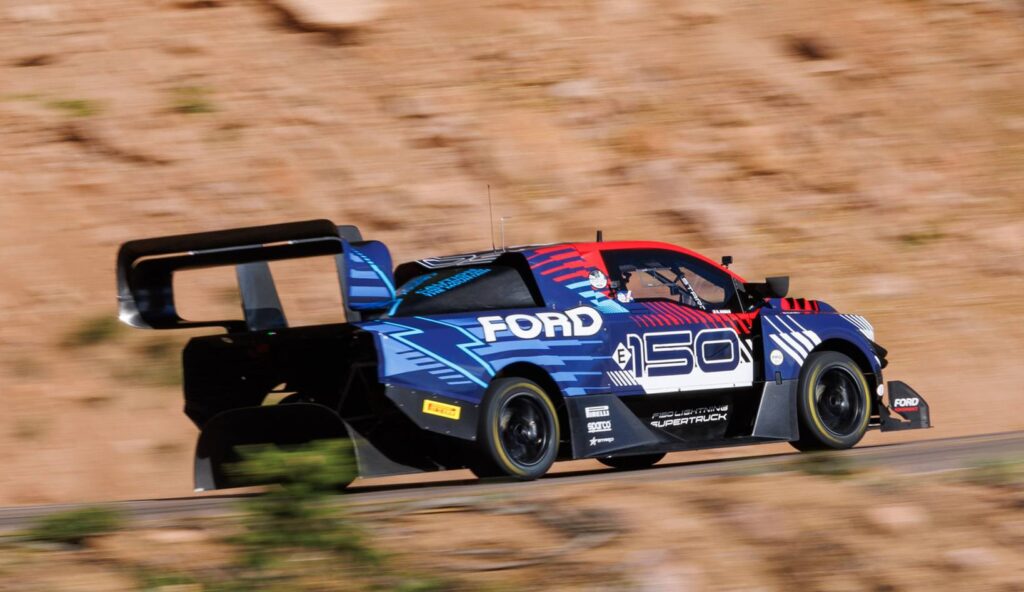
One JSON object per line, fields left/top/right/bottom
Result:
{"left": 116, "top": 219, "right": 392, "bottom": 331}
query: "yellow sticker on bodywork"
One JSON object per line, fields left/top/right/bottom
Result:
{"left": 422, "top": 400, "right": 461, "bottom": 420}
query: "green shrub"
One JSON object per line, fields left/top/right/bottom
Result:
{"left": 172, "top": 86, "right": 216, "bottom": 114}
{"left": 790, "top": 451, "right": 859, "bottom": 478}
{"left": 27, "top": 507, "right": 123, "bottom": 544}
{"left": 111, "top": 441, "right": 449, "bottom": 590}
{"left": 62, "top": 315, "right": 121, "bottom": 348}
{"left": 125, "top": 337, "right": 183, "bottom": 387}
{"left": 963, "top": 458, "right": 1024, "bottom": 489}
{"left": 393, "top": 579, "right": 449, "bottom": 592}
{"left": 228, "top": 439, "right": 374, "bottom": 566}
{"left": 12, "top": 417, "right": 48, "bottom": 441}
{"left": 898, "top": 227, "right": 945, "bottom": 247}
{"left": 136, "top": 571, "right": 200, "bottom": 591}
{"left": 48, "top": 98, "right": 102, "bottom": 117}
{"left": 8, "top": 355, "right": 43, "bottom": 378}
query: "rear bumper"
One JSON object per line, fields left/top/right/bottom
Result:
{"left": 879, "top": 381, "right": 931, "bottom": 432}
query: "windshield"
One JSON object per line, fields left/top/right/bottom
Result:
{"left": 385, "top": 265, "right": 541, "bottom": 317}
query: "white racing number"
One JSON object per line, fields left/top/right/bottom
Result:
{"left": 614, "top": 328, "right": 753, "bottom": 394}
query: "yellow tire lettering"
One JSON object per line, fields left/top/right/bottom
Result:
{"left": 491, "top": 382, "right": 557, "bottom": 476}
{"left": 806, "top": 362, "right": 870, "bottom": 443}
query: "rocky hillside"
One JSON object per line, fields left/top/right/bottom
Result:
{"left": 1, "top": 0, "right": 1022, "bottom": 504}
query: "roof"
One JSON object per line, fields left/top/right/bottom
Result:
{"left": 411, "top": 240, "right": 745, "bottom": 282}
{"left": 541, "top": 240, "right": 745, "bottom": 282}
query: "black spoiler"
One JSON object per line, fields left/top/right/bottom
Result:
{"left": 116, "top": 219, "right": 362, "bottom": 331}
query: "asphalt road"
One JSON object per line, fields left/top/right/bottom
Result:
{"left": 2, "top": 431, "right": 1021, "bottom": 532}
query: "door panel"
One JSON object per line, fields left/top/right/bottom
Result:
{"left": 607, "top": 301, "right": 754, "bottom": 394}
{"left": 597, "top": 247, "right": 757, "bottom": 395}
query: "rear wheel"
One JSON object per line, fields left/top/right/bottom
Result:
{"left": 598, "top": 453, "right": 665, "bottom": 471}
{"left": 471, "top": 378, "right": 560, "bottom": 480}
{"left": 790, "top": 351, "right": 871, "bottom": 451}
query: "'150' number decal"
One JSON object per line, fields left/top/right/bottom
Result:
{"left": 615, "top": 329, "right": 740, "bottom": 378}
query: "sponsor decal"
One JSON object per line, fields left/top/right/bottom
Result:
{"left": 589, "top": 436, "right": 615, "bottom": 447}
{"left": 650, "top": 405, "right": 729, "bottom": 429}
{"left": 415, "top": 268, "right": 490, "bottom": 298}
{"left": 680, "top": 276, "right": 705, "bottom": 310}
{"left": 892, "top": 397, "right": 920, "bottom": 412}
{"left": 587, "top": 420, "right": 612, "bottom": 434}
{"left": 589, "top": 269, "right": 608, "bottom": 290}
{"left": 585, "top": 405, "right": 610, "bottom": 418}
{"left": 770, "top": 349, "right": 784, "bottom": 366}
{"left": 422, "top": 399, "right": 462, "bottom": 420}
{"left": 478, "top": 306, "right": 603, "bottom": 342}
{"left": 397, "top": 273, "right": 435, "bottom": 295}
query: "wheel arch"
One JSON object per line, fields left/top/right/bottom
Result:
{"left": 492, "top": 362, "right": 571, "bottom": 453}
{"left": 810, "top": 338, "right": 879, "bottom": 412}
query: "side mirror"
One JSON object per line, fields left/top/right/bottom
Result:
{"left": 721, "top": 255, "right": 733, "bottom": 268}
{"left": 765, "top": 276, "right": 789, "bottom": 298}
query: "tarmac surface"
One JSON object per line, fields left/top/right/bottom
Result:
{"left": 1, "top": 431, "right": 1021, "bottom": 532}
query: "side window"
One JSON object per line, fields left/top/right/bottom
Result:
{"left": 622, "top": 268, "right": 675, "bottom": 301}
{"left": 387, "top": 264, "right": 541, "bottom": 317}
{"left": 602, "top": 249, "right": 738, "bottom": 312}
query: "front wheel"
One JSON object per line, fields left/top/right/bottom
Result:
{"left": 471, "top": 378, "right": 560, "bottom": 480}
{"left": 598, "top": 453, "right": 665, "bottom": 471}
{"left": 790, "top": 351, "right": 871, "bottom": 451}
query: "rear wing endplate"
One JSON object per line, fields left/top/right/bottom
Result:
{"left": 116, "top": 219, "right": 388, "bottom": 331}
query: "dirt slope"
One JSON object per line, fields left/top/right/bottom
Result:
{"left": 0, "top": 0, "right": 1022, "bottom": 504}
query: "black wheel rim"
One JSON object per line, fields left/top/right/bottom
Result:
{"left": 814, "top": 366, "right": 865, "bottom": 437}
{"left": 499, "top": 393, "right": 551, "bottom": 468}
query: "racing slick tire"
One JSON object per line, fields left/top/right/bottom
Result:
{"left": 598, "top": 453, "right": 665, "bottom": 471}
{"left": 471, "top": 378, "right": 560, "bottom": 481}
{"left": 790, "top": 351, "right": 871, "bottom": 452}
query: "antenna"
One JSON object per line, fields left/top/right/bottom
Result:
{"left": 487, "top": 185, "right": 496, "bottom": 251}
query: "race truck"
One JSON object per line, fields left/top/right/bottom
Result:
{"left": 116, "top": 219, "right": 930, "bottom": 490}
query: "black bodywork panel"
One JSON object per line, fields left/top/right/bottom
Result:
{"left": 184, "top": 324, "right": 478, "bottom": 486}
{"left": 880, "top": 381, "right": 931, "bottom": 431}
{"left": 564, "top": 382, "right": 798, "bottom": 459}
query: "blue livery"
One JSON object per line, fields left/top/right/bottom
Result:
{"left": 114, "top": 220, "right": 930, "bottom": 489}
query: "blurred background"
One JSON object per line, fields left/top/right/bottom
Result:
{"left": 0, "top": 0, "right": 1022, "bottom": 510}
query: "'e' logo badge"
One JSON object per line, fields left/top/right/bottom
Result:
{"left": 613, "top": 342, "right": 632, "bottom": 370}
